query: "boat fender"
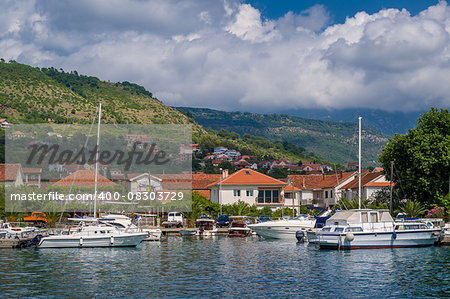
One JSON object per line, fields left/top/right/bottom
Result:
{"left": 432, "top": 231, "right": 440, "bottom": 236}
{"left": 110, "top": 236, "right": 114, "bottom": 245}
{"left": 345, "top": 232, "right": 354, "bottom": 242}
{"left": 79, "top": 237, "right": 83, "bottom": 246}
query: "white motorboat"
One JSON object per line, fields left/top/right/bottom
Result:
{"left": 315, "top": 209, "right": 441, "bottom": 249}
{"left": 38, "top": 221, "right": 148, "bottom": 248}
{"left": 0, "top": 220, "right": 37, "bottom": 236}
{"left": 248, "top": 215, "right": 316, "bottom": 240}
{"left": 38, "top": 104, "right": 148, "bottom": 248}
{"left": 100, "top": 214, "right": 162, "bottom": 241}
{"left": 195, "top": 218, "right": 218, "bottom": 237}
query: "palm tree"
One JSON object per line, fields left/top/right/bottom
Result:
{"left": 397, "top": 201, "right": 426, "bottom": 218}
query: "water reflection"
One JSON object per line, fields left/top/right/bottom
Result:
{"left": 0, "top": 238, "right": 448, "bottom": 298}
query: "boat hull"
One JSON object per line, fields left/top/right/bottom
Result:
{"left": 38, "top": 233, "right": 147, "bottom": 248}
{"left": 249, "top": 220, "right": 316, "bottom": 240}
{"left": 317, "top": 230, "right": 440, "bottom": 249}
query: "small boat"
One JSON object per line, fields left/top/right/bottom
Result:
{"left": 195, "top": 218, "right": 218, "bottom": 237}
{"left": 179, "top": 229, "right": 197, "bottom": 237}
{"left": 248, "top": 215, "right": 315, "bottom": 239}
{"left": 0, "top": 220, "right": 37, "bottom": 237}
{"left": 228, "top": 220, "right": 252, "bottom": 237}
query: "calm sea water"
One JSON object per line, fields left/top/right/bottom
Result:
{"left": 0, "top": 237, "right": 449, "bottom": 298}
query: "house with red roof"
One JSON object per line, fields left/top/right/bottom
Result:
{"left": 53, "top": 170, "right": 115, "bottom": 188}
{"left": 23, "top": 168, "right": 42, "bottom": 188}
{"left": 157, "top": 173, "right": 221, "bottom": 200}
{"left": 208, "top": 169, "right": 289, "bottom": 211}
{"left": 0, "top": 118, "right": 10, "bottom": 128}
{"left": 288, "top": 172, "right": 356, "bottom": 208}
{"left": 339, "top": 172, "right": 392, "bottom": 201}
{"left": 0, "top": 163, "right": 24, "bottom": 187}
{"left": 128, "top": 173, "right": 162, "bottom": 193}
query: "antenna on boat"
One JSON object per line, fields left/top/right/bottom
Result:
{"left": 358, "top": 116, "right": 362, "bottom": 210}
{"left": 93, "top": 103, "right": 102, "bottom": 218}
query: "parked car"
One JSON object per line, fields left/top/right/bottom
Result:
{"left": 216, "top": 214, "right": 230, "bottom": 227}
{"left": 162, "top": 212, "right": 184, "bottom": 228}
{"left": 257, "top": 215, "right": 271, "bottom": 223}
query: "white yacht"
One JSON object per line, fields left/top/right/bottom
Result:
{"left": 248, "top": 215, "right": 318, "bottom": 240}
{"left": 315, "top": 209, "right": 441, "bottom": 249}
{"left": 38, "top": 220, "right": 148, "bottom": 248}
{"left": 38, "top": 104, "right": 148, "bottom": 248}
{"left": 99, "top": 214, "right": 162, "bottom": 241}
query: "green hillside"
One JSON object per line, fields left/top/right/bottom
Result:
{"left": 0, "top": 61, "right": 198, "bottom": 127}
{"left": 0, "top": 61, "right": 333, "bottom": 167}
{"left": 177, "top": 107, "right": 389, "bottom": 166}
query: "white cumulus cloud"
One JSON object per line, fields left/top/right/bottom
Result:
{"left": 0, "top": 0, "right": 449, "bottom": 113}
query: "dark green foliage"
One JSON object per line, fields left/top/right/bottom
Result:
{"left": 379, "top": 108, "right": 450, "bottom": 210}
{"left": 177, "top": 106, "right": 388, "bottom": 166}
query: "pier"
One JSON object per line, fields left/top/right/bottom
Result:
{"left": 161, "top": 227, "right": 229, "bottom": 236}
{"left": 0, "top": 232, "right": 47, "bottom": 249}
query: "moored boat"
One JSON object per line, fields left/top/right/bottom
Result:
{"left": 315, "top": 209, "right": 441, "bottom": 249}
{"left": 38, "top": 221, "right": 148, "bottom": 248}
{"left": 99, "top": 214, "right": 162, "bottom": 241}
{"left": 248, "top": 215, "right": 315, "bottom": 240}
{"left": 195, "top": 218, "right": 218, "bottom": 236}
{"left": 228, "top": 220, "right": 252, "bottom": 237}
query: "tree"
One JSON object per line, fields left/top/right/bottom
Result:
{"left": 379, "top": 108, "right": 450, "bottom": 211}
{"left": 396, "top": 201, "right": 427, "bottom": 218}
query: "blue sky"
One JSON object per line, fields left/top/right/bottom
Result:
{"left": 247, "top": 0, "right": 440, "bottom": 23}
{"left": 0, "top": 0, "right": 449, "bottom": 113}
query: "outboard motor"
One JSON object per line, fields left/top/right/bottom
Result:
{"left": 27, "top": 234, "right": 43, "bottom": 247}
{"left": 296, "top": 230, "right": 305, "bottom": 242}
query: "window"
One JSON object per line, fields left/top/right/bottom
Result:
{"left": 334, "top": 228, "right": 344, "bottom": 233}
{"left": 257, "top": 190, "right": 264, "bottom": 203}
{"left": 265, "top": 190, "right": 271, "bottom": 203}
{"left": 246, "top": 190, "right": 253, "bottom": 197}
{"left": 325, "top": 191, "right": 328, "bottom": 198}
{"left": 257, "top": 189, "right": 280, "bottom": 204}
{"left": 346, "top": 227, "right": 363, "bottom": 232}
{"left": 273, "top": 190, "right": 279, "bottom": 203}
{"left": 233, "top": 190, "right": 241, "bottom": 197}
{"left": 330, "top": 190, "right": 333, "bottom": 198}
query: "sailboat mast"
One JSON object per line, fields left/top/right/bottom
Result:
{"left": 358, "top": 116, "right": 362, "bottom": 210}
{"left": 94, "top": 103, "right": 102, "bottom": 218}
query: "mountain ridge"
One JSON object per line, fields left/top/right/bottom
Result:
{"left": 176, "top": 106, "right": 389, "bottom": 166}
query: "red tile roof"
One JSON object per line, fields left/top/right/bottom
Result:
{"left": 193, "top": 190, "right": 211, "bottom": 199}
{"left": 365, "top": 181, "right": 394, "bottom": 187}
{"left": 284, "top": 185, "right": 301, "bottom": 192}
{"left": 340, "top": 172, "right": 383, "bottom": 189}
{"left": 288, "top": 172, "right": 355, "bottom": 190}
{"left": 157, "top": 174, "right": 220, "bottom": 190}
{"left": 208, "top": 169, "right": 287, "bottom": 187}
{"left": 53, "top": 170, "right": 115, "bottom": 188}
{"left": 23, "top": 168, "right": 42, "bottom": 174}
{"left": 0, "top": 164, "right": 21, "bottom": 181}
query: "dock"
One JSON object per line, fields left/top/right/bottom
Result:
{"left": 161, "top": 227, "right": 229, "bottom": 236}
{"left": 0, "top": 233, "right": 47, "bottom": 249}
{"left": 440, "top": 234, "right": 450, "bottom": 245}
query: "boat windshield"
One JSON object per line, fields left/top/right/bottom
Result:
{"left": 345, "top": 227, "right": 363, "bottom": 232}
